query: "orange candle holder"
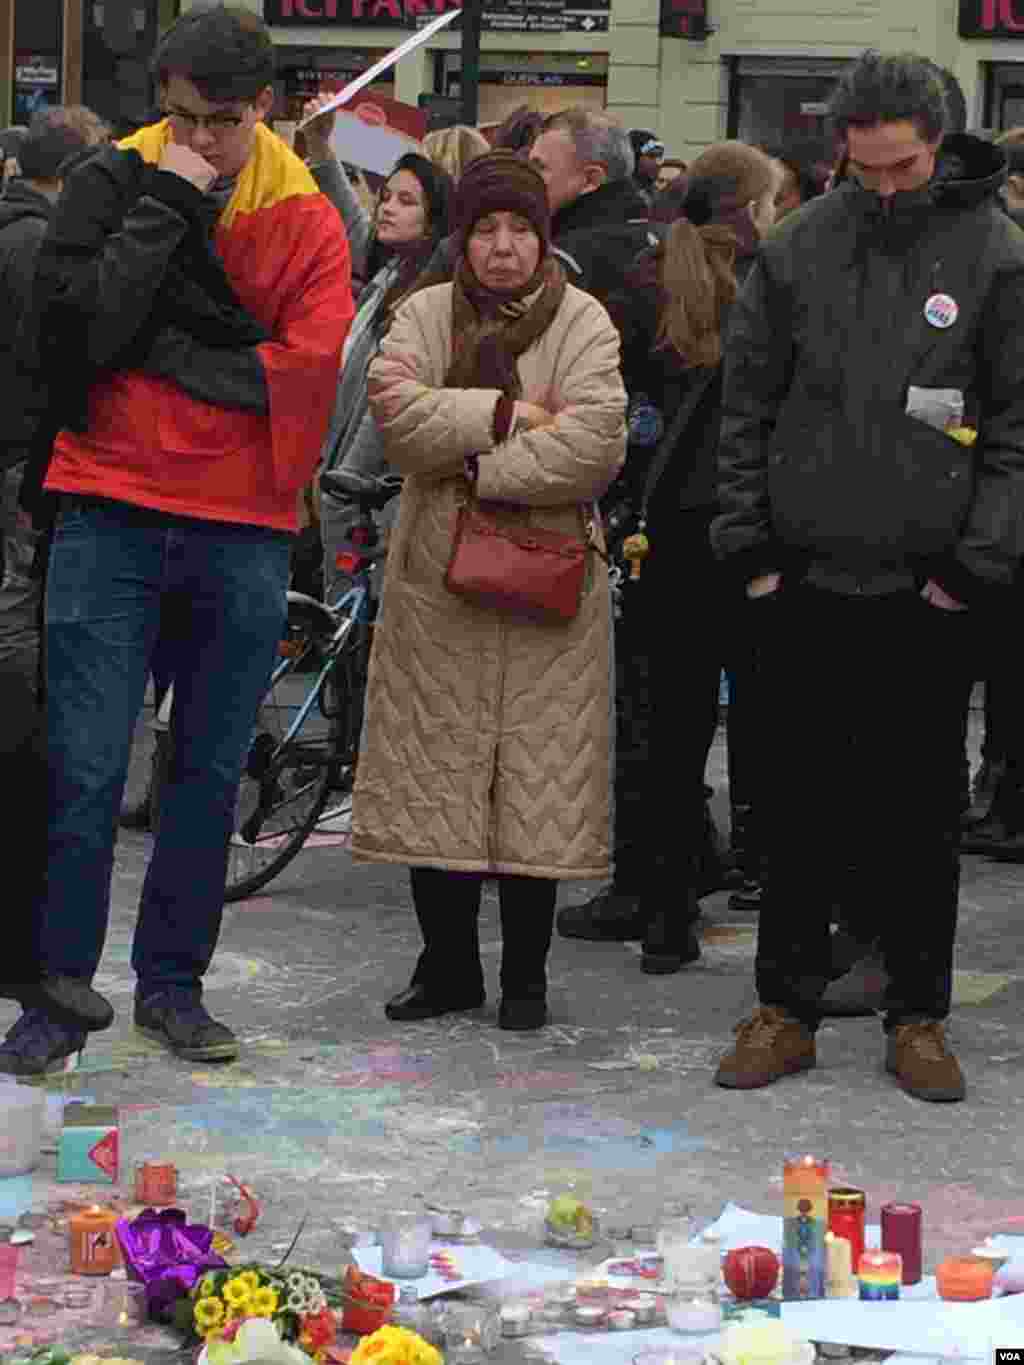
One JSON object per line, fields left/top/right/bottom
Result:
{"left": 134, "top": 1161, "right": 178, "bottom": 1207}
{"left": 936, "top": 1256, "right": 994, "bottom": 1302}
{"left": 69, "top": 1205, "right": 120, "bottom": 1276}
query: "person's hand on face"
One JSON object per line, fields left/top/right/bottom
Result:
{"left": 158, "top": 141, "right": 218, "bottom": 192}
{"left": 301, "top": 94, "right": 337, "bottom": 161}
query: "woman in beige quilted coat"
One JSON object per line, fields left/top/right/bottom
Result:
{"left": 355, "top": 151, "right": 626, "bottom": 1031}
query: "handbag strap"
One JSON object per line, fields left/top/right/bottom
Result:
{"left": 635, "top": 366, "right": 718, "bottom": 528}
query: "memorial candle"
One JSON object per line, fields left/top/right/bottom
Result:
{"left": 827, "top": 1188, "right": 866, "bottom": 1275}
{"left": 825, "top": 1232, "right": 856, "bottom": 1299}
{"left": 858, "top": 1250, "right": 902, "bottom": 1300}
{"left": 881, "top": 1202, "right": 922, "bottom": 1285}
{"left": 783, "top": 1156, "right": 830, "bottom": 1299}
{"left": 69, "top": 1205, "right": 119, "bottom": 1276}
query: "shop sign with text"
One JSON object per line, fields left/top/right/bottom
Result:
{"left": 959, "top": 0, "right": 1024, "bottom": 35}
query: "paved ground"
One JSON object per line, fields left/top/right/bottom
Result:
{"left": 3, "top": 700, "right": 1023, "bottom": 1360}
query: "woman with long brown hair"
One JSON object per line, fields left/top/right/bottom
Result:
{"left": 605, "top": 140, "right": 780, "bottom": 972}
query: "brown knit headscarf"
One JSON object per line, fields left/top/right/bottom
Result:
{"left": 446, "top": 151, "right": 566, "bottom": 395}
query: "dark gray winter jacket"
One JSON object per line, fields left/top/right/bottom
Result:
{"left": 712, "top": 134, "right": 1024, "bottom": 602}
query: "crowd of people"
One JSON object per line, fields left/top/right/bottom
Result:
{"left": 3, "top": 8, "right": 1024, "bottom": 1110}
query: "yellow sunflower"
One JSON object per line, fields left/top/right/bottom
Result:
{"left": 194, "top": 1297, "right": 226, "bottom": 1331}
{"left": 223, "top": 1279, "right": 252, "bottom": 1310}
{"left": 235, "top": 1271, "right": 262, "bottom": 1295}
{"left": 251, "top": 1287, "right": 279, "bottom": 1318}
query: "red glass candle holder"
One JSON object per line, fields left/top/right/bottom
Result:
{"left": 881, "top": 1202, "right": 922, "bottom": 1285}
{"left": 827, "top": 1188, "right": 865, "bottom": 1276}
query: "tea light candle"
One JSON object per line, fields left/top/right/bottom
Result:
{"left": 858, "top": 1250, "right": 902, "bottom": 1300}
{"left": 573, "top": 1304, "right": 605, "bottom": 1327}
{"left": 607, "top": 1307, "right": 636, "bottom": 1330}
{"left": 69, "top": 1205, "right": 120, "bottom": 1276}
{"left": 632, "top": 1293, "right": 658, "bottom": 1324}
{"left": 499, "top": 1304, "right": 532, "bottom": 1337}
{"left": 104, "top": 1280, "right": 148, "bottom": 1328}
{"left": 665, "top": 1295, "right": 722, "bottom": 1334}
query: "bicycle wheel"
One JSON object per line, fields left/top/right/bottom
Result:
{"left": 223, "top": 609, "right": 343, "bottom": 902}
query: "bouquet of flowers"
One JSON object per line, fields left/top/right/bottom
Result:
{"left": 349, "top": 1326, "right": 442, "bottom": 1365}
{"left": 190, "top": 1266, "right": 338, "bottom": 1364}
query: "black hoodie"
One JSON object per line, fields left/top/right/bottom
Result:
{"left": 713, "top": 133, "right": 1024, "bottom": 602}
{"left": 0, "top": 180, "right": 53, "bottom": 462}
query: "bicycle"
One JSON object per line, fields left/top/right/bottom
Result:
{"left": 149, "top": 469, "right": 402, "bottom": 902}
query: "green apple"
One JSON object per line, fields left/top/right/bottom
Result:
{"left": 548, "top": 1195, "right": 584, "bottom": 1229}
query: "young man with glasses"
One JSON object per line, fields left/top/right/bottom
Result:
{"left": 0, "top": 6, "right": 353, "bottom": 1076}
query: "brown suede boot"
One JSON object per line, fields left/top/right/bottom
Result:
{"left": 715, "top": 1005, "right": 816, "bottom": 1090}
{"left": 885, "top": 1019, "right": 965, "bottom": 1102}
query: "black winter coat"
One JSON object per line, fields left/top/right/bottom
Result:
{"left": 0, "top": 182, "right": 53, "bottom": 465}
{"left": 713, "top": 134, "right": 1024, "bottom": 602}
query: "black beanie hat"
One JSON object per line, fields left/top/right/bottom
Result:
{"left": 18, "top": 122, "right": 90, "bottom": 181}
{"left": 455, "top": 150, "right": 550, "bottom": 253}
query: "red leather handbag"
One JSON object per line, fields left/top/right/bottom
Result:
{"left": 445, "top": 495, "right": 591, "bottom": 625}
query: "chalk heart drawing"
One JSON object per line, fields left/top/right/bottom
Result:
{"left": 93, "top": 933, "right": 266, "bottom": 996}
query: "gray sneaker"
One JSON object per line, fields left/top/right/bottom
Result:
{"left": 134, "top": 989, "right": 239, "bottom": 1062}
{"left": 0, "top": 1010, "right": 86, "bottom": 1077}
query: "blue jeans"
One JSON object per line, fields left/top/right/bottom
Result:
{"left": 42, "top": 497, "right": 290, "bottom": 995}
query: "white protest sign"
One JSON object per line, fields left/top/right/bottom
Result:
{"left": 296, "top": 6, "right": 461, "bottom": 130}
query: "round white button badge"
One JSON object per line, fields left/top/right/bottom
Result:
{"left": 924, "top": 293, "right": 959, "bottom": 329}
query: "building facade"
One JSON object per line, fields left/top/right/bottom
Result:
{"left": 3, "top": 0, "right": 1024, "bottom": 152}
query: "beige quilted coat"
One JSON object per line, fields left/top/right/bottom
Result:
{"left": 351, "top": 279, "right": 627, "bottom": 879}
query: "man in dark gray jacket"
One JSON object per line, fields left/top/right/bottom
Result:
{"left": 712, "top": 51, "right": 1024, "bottom": 1103}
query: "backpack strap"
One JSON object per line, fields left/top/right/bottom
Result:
{"left": 636, "top": 367, "right": 718, "bottom": 527}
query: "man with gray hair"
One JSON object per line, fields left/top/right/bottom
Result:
{"left": 530, "top": 108, "right": 647, "bottom": 262}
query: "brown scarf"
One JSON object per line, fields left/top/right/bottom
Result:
{"left": 445, "top": 254, "right": 567, "bottom": 396}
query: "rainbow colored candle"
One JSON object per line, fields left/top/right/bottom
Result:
{"left": 782, "top": 1155, "right": 830, "bottom": 1299}
{"left": 858, "top": 1250, "right": 902, "bottom": 1300}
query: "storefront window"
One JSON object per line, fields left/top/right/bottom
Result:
{"left": 985, "top": 63, "right": 1024, "bottom": 132}
{"left": 438, "top": 50, "right": 606, "bottom": 126}
{"left": 14, "top": 0, "right": 62, "bottom": 123}
{"left": 276, "top": 50, "right": 395, "bottom": 124}
{"left": 83, "top": 0, "right": 166, "bottom": 134}
{"left": 727, "top": 57, "right": 847, "bottom": 161}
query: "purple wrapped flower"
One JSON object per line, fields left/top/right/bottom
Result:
{"left": 116, "top": 1208, "right": 228, "bottom": 1318}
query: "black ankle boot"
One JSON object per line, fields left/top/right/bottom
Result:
{"left": 641, "top": 885, "right": 701, "bottom": 975}
{"left": 385, "top": 983, "right": 485, "bottom": 1022}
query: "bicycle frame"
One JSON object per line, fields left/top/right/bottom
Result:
{"left": 271, "top": 580, "right": 370, "bottom": 754}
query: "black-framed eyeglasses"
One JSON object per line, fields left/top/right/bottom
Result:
{"left": 164, "top": 106, "right": 247, "bottom": 133}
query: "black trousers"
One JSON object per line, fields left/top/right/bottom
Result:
{"left": 752, "top": 583, "right": 970, "bottom": 1029}
{"left": 2, "top": 656, "right": 46, "bottom": 984}
{"left": 408, "top": 867, "right": 557, "bottom": 999}
{"left": 633, "top": 507, "right": 757, "bottom": 910}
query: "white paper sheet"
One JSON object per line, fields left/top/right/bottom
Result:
{"left": 327, "top": 114, "right": 422, "bottom": 176}
{"left": 296, "top": 8, "right": 460, "bottom": 129}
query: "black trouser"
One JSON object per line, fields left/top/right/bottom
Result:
{"left": 408, "top": 867, "right": 557, "bottom": 999}
{"left": 634, "top": 507, "right": 757, "bottom": 914}
{"left": 2, "top": 655, "right": 46, "bottom": 985}
{"left": 752, "top": 582, "right": 970, "bottom": 1030}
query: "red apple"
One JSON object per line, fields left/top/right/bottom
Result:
{"left": 723, "top": 1245, "right": 780, "bottom": 1300}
